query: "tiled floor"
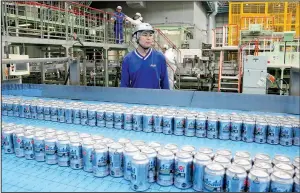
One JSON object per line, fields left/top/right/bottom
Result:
{"left": 2, "top": 115, "right": 299, "bottom": 192}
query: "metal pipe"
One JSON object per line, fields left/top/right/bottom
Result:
{"left": 2, "top": 57, "right": 70, "bottom": 64}
{"left": 104, "top": 49, "right": 108, "bottom": 87}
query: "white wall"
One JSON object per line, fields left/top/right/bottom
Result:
{"left": 215, "top": 13, "right": 229, "bottom": 28}
{"left": 193, "top": 2, "right": 208, "bottom": 31}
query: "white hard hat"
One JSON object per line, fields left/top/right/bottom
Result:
{"left": 132, "top": 23, "right": 154, "bottom": 36}
{"left": 163, "top": 44, "right": 169, "bottom": 49}
{"left": 117, "top": 6, "right": 122, "bottom": 10}
{"left": 135, "top": 12, "right": 141, "bottom": 17}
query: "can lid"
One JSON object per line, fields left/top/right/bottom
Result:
{"left": 109, "top": 142, "right": 123, "bottom": 150}
{"left": 67, "top": 131, "right": 79, "bottom": 136}
{"left": 181, "top": 145, "right": 195, "bottom": 152}
{"left": 255, "top": 153, "right": 271, "bottom": 161}
{"left": 275, "top": 163, "right": 294, "bottom": 171}
{"left": 92, "top": 135, "right": 104, "bottom": 140}
{"left": 133, "top": 153, "right": 149, "bottom": 162}
{"left": 228, "top": 165, "right": 246, "bottom": 174}
{"left": 148, "top": 141, "right": 161, "bottom": 148}
{"left": 164, "top": 143, "right": 178, "bottom": 150}
{"left": 250, "top": 169, "right": 269, "bottom": 178}
{"left": 216, "top": 149, "right": 232, "bottom": 157}
{"left": 118, "top": 138, "right": 131, "bottom": 144}
{"left": 214, "top": 155, "right": 231, "bottom": 163}
{"left": 158, "top": 149, "right": 174, "bottom": 157}
{"left": 254, "top": 162, "right": 272, "bottom": 169}
{"left": 176, "top": 151, "right": 192, "bottom": 159}
{"left": 102, "top": 138, "right": 114, "bottom": 144}
{"left": 141, "top": 147, "right": 156, "bottom": 154}
{"left": 132, "top": 140, "right": 145, "bottom": 147}
{"left": 272, "top": 171, "right": 292, "bottom": 180}
{"left": 57, "top": 135, "right": 69, "bottom": 141}
{"left": 94, "top": 144, "right": 107, "bottom": 150}
{"left": 79, "top": 133, "right": 91, "bottom": 138}
{"left": 273, "top": 155, "right": 291, "bottom": 163}
{"left": 198, "top": 147, "right": 213, "bottom": 154}
{"left": 70, "top": 137, "right": 82, "bottom": 143}
{"left": 124, "top": 145, "right": 139, "bottom": 152}
{"left": 206, "top": 163, "right": 224, "bottom": 171}
{"left": 235, "top": 151, "right": 251, "bottom": 159}
{"left": 194, "top": 153, "right": 211, "bottom": 161}
{"left": 234, "top": 159, "right": 251, "bottom": 167}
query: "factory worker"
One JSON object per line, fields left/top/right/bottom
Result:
{"left": 163, "top": 44, "right": 178, "bottom": 90}
{"left": 120, "top": 23, "right": 170, "bottom": 89}
{"left": 111, "top": 6, "right": 126, "bottom": 44}
{"left": 125, "top": 12, "right": 143, "bottom": 26}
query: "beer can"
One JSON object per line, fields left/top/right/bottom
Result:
{"left": 113, "top": 110, "right": 124, "bottom": 129}
{"left": 215, "top": 149, "right": 232, "bottom": 161}
{"left": 45, "top": 135, "right": 57, "bottom": 165}
{"left": 30, "top": 103, "right": 37, "bottom": 119}
{"left": 57, "top": 135, "right": 70, "bottom": 167}
{"left": 92, "top": 144, "right": 109, "bottom": 177}
{"left": 2, "top": 100, "right": 8, "bottom": 116}
{"left": 280, "top": 123, "right": 293, "bottom": 146}
{"left": 50, "top": 105, "right": 58, "bottom": 122}
{"left": 153, "top": 114, "right": 163, "bottom": 133}
{"left": 87, "top": 108, "right": 97, "bottom": 127}
{"left": 73, "top": 107, "right": 81, "bottom": 125}
{"left": 148, "top": 141, "right": 161, "bottom": 153}
{"left": 118, "top": 138, "right": 131, "bottom": 147}
{"left": 65, "top": 107, "right": 73, "bottom": 124}
{"left": 124, "top": 145, "right": 140, "bottom": 180}
{"left": 96, "top": 109, "right": 105, "bottom": 127}
{"left": 82, "top": 140, "right": 95, "bottom": 172}
{"left": 108, "top": 142, "right": 124, "bottom": 177}
{"left": 141, "top": 147, "right": 157, "bottom": 183}
{"left": 255, "top": 120, "right": 268, "bottom": 144}
{"left": 24, "top": 103, "right": 31, "bottom": 119}
{"left": 293, "top": 157, "right": 300, "bottom": 170}
{"left": 214, "top": 155, "right": 231, "bottom": 170}
{"left": 132, "top": 112, "right": 143, "bottom": 132}
{"left": 203, "top": 163, "right": 225, "bottom": 192}
{"left": 69, "top": 137, "right": 83, "bottom": 169}
{"left": 105, "top": 110, "right": 114, "bottom": 128}
{"left": 207, "top": 116, "right": 219, "bottom": 139}
{"left": 234, "top": 151, "right": 251, "bottom": 162}
{"left": 294, "top": 174, "right": 300, "bottom": 192}
{"left": 34, "top": 132, "right": 45, "bottom": 162}
{"left": 180, "top": 145, "right": 196, "bottom": 157}
{"left": 12, "top": 102, "right": 20, "bottom": 117}
{"left": 130, "top": 154, "right": 150, "bottom": 191}
{"left": 143, "top": 113, "right": 154, "bottom": 133}
{"left": 184, "top": 115, "right": 196, "bottom": 137}
{"left": 198, "top": 147, "right": 214, "bottom": 159}
{"left": 164, "top": 143, "right": 178, "bottom": 155}
{"left": 219, "top": 116, "right": 230, "bottom": 140}
{"left": 273, "top": 163, "right": 295, "bottom": 176}
{"left": 23, "top": 131, "right": 35, "bottom": 160}
{"left": 57, "top": 105, "right": 66, "bottom": 123}
{"left": 6, "top": 101, "right": 14, "bottom": 116}
{"left": 37, "top": 104, "right": 44, "bottom": 120}
{"left": 242, "top": 118, "right": 255, "bottom": 143}
{"left": 80, "top": 108, "right": 88, "bottom": 126}
{"left": 13, "top": 129, "right": 25, "bottom": 157}
{"left": 233, "top": 159, "right": 252, "bottom": 173}
{"left": 225, "top": 165, "right": 247, "bottom": 192}
{"left": 19, "top": 102, "right": 25, "bottom": 118}
{"left": 192, "top": 153, "right": 212, "bottom": 191}
{"left": 293, "top": 122, "right": 300, "bottom": 146}
{"left": 156, "top": 149, "right": 175, "bottom": 186}
{"left": 196, "top": 115, "right": 207, "bottom": 138}
{"left": 101, "top": 138, "right": 115, "bottom": 148}
{"left": 273, "top": 155, "right": 291, "bottom": 165}
{"left": 43, "top": 104, "right": 51, "bottom": 121}
{"left": 270, "top": 171, "right": 293, "bottom": 192}
{"left": 174, "top": 151, "right": 193, "bottom": 189}
{"left": 253, "top": 162, "right": 273, "bottom": 175}
{"left": 267, "top": 121, "right": 281, "bottom": 145}
{"left": 247, "top": 169, "right": 270, "bottom": 192}
{"left": 174, "top": 116, "right": 185, "bottom": 136}
{"left": 163, "top": 115, "right": 174, "bottom": 135}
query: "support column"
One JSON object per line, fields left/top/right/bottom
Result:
{"left": 104, "top": 48, "right": 109, "bottom": 87}
{"left": 82, "top": 49, "right": 87, "bottom": 86}
{"left": 63, "top": 45, "right": 71, "bottom": 85}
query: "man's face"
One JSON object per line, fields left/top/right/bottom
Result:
{"left": 138, "top": 31, "right": 154, "bottom": 48}
{"left": 117, "top": 9, "right": 121, "bottom": 13}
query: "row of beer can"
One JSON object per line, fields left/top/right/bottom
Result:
{"left": 2, "top": 97, "right": 300, "bottom": 147}
{"left": 2, "top": 122, "right": 300, "bottom": 192}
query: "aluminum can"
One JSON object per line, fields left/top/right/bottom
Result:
{"left": 43, "top": 104, "right": 51, "bottom": 121}
{"left": 293, "top": 157, "right": 300, "bottom": 170}
{"left": 34, "top": 133, "right": 45, "bottom": 161}
{"left": 204, "top": 163, "right": 225, "bottom": 192}
{"left": 267, "top": 121, "right": 281, "bottom": 144}
{"left": 13, "top": 130, "right": 25, "bottom": 157}
{"left": 79, "top": 133, "right": 91, "bottom": 141}
{"left": 207, "top": 116, "right": 219, "bottom": 139}
{"left": 233, "top": 159, "right": 252, "bottom": 173}
{"left": 124, "top": 145, "right": 140, "bottom": 180}
{"left": 12, "top": 102, "right": 20, "bottom": 117}
{"left": 253, "top": 162, "right": 273, "bottom": 175}
{"left": 148, "top": 141, "right": 162, "bottom": 152}
{"left": 141, "top": 147, "right": 157, "bottom": 183}
{"left": 2, "top": 100, "right": 8, "bottom": 116}
{"left": 247, "top": 169, "right": 270, "bottom": 192}
{"left": 293, "top": 123, "right": 300, "bottom": 146}
{"left": 57, "top": 105, "right": 65, "bottom": 123}
{"left": 270, "top": 171, "right": 293, "bottom": 192}
{"left": 153, "top": 114, "right": 163, "bottom": 133}
{"left": 254, "top": 153, "right": 272, "bottom": 164}
{"left": 19, "top": 103, "right": 26, "bottom": 118}
{"left": 69, "top": 137, "right": 83, "bottom": 169}
{"left": 225, "top": 165, "right": 247, "bottom": 192}
{"left": 180, "top": 145, "right": 196, "bottom": 157}
{"left": 215, "top": 149, "right": 232, "bottom": 161}
{"left": 273, "top": 155, "right": 291, "bottom": 165}
{"left": 73, "top": 107, "right": 81, "bottom": 125}
{"left": 196, "top": 115, "right": 207, "bottom": 138}
{"left": 65, "top": 107, "right": 73, "bottom": 124}
{"left": 132, "top": 140, "right": 145, "bottom": 148}
{"left": 163, "top": 115, "right": 174, "bottom": 135}
{"left": 130, "top": 154, "right": 150, "bottom": 191}
{"left": 193, "top": 153, "right": 212, "bottom": 191}
{"left": 80, "top": 107, "right": 88, "bottom": 126}
{"left": 23, "top": 131, "right": 35, "bottom": 160}
{"left": 255, "top": 120, "right": 268, "bottom": 143}
{"left": 37, "top": 104, "right": 44, "bottom": 120}
{"left": 57, "top": 135, "right": 70, "bottom": 167}
{"left": 294, "top": 174, "right": 300, "bottom": 192}
{"left": 30, "top": 103, "right": 37, "bottom": 119}
{"left": 96, "top": 109, "right": 105, "bottom": 127}
{"left": 219, "top": 116, "right": 230, "bottom": 140}
{"left": 214, "top": 155, "right": 232, "bottom": 170}
{"left": 6, "top": 101, "right": 14, "bottom": 116}
{"left": 109, "top": 142, "right": 124, "bottom": 177}
{"left": 50, "top": 105, "right": 58, "bottom": 122}
{"left": 184, "top": 115, "right": 196, "bottom": 137}
{"left": 67, "top": 131, "right": 79, "bottom": 138}
{"left": 123, "top": 110, "right": 133, "bottom": 130}
{"left": 132, "top": 112, "right": 143, "bottom": 132}
{"left": 92, "top": 144, "right": 109, "bottom": 177}
{"left": 174, "top": 116, "right": 185, "bottom": 136}
{"left": 198, "top": 147, "right": 214, "bottom": 159}
{"left": 234, "top": 151, "right": 251, "bottom": 162}
{"left": 143, "top": 113, "right": 154, "bottom": 133}
{"left": 87, "top": 108, "right": 97, "bottom": 127}
{"left": 280, "top": 123, "right": 293, "bottom": 146}
{"left": 82, "top": 140, "right": 95, "bottom": 172}
{"left": 164, "top": 143, "right": 178, "bottom": 155}
{"left": 242, "top": 118, "right": 255, "bottom": 142}
{"left": 113, "top": 110, "right": 124, "bottom": 129}
{"left": 156, "top": 149, "right": 175, "bottom": 186}
{"left": 45, "top": 135, "right": 57, "bottom": 164}
{"left": 174, "top": 151, "right": 193, "bottom": 189}
{"left": 105, "top": 110, "right": 114, "bottom": 128}
{"left": 273, "top": 163, "right": 295, "bottom": 177}
{"left": 24, "top": 103, "right": 31, "bottom": 118}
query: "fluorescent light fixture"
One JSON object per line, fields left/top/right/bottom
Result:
{"left": 19, "top": 24, "right": 31, "bottom": 27}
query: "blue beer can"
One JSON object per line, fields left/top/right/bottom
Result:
{"left": 2, "top": 100, "right": 8, "bottom": 116}
{"left": 30, "top": 103, "right": 37, "bottom": 119}
{"left": 34, "top": 133, "right": 46, "bottom": 162}
{"left": 24, "top": 103, "right": 31, "bottom": 119}
{"left": 37, "top": 104, "right": 44, "bottom": 120}
{"left": 174, "top": 152, "right": 193, "bottom": 189}
{"left": 92, "top": 144, "right": 109, "bottom": 177}
{"left": 255, "top": 120, "right": 268, "bottom": 144}
{"left": 203, "top": 163, "right": 225, "bottom": 192}
{"left": 108, "top": 142, "right": 124, "bottom": 177}
{"left": 45, "top": 135, "right": 58, "bottom": 165}
{"left": 96, "top": 109, "right": 106, "bottom": 127}
{"left": 207, "top": 116, "right": 219, "bottom": 139}
{"left": 280, "top": 122, "right": 293, "bottom": 146}
{"left": 143, "top": 113, "right": 154, "bottom": 133}
{"left": 105, "top": 110, "right": 114, "bottom": 128}
{"left": 292, "top": 122, "right": 300, "bottom": 146}
{"left": 12, "top": 102, "right": 20, "bottom": 117}
{"left": 219, "top": 116, "right": 231, "bottom": 140}
{"left": 267, "top": 121, "right": 281, "bottom": 145}
{"left": 247, "top": 169, "right": 270, "bottom": 192}
{"left": 294, "top": 174, "right": 300, "bottom": 192}
{"left": 44, "top": 105, "right": 51, "bottom": 121}
{"left": 69, "top": 137, "right": 83, "bottom": 169}
{"left": 3, "top": 130, "right": 15, "bottom": 154}
{"left": 114, "top": 110, "right": 124, "bottom": 129}
{"left": 124, "top": 111, "right": 133, "bottom": 130}
{"left": 185, "top": 115, "right": 196, "bottom": 137}
{"left": 242, "top": 118, "right": 256, "bottom": 143}
{"left": 196, "top": 115, "right": 207, "bottom": 138}
{"left": 50, "top": 105, "right": 58, "bottom": 122}
{"left": 88, "top": 108, "right": 97, "bottom": 127}
{"left": 23, "top": 131, "right": 35, "bottom": 160}
{"left": 65, "top": 107, "right": 73, "bottom": 124}
{"left": 14, "top": 130, "right": 25, "bottom": 157}
{"left": 193, "top": 153, "right": 212, "bottom": 191}
{"left": 154, "top": 114, "right": 163, "bottom": 133}
{"left": 7, "top": 102, "right": 14, "bottom": 116}
{"left": 80, "top": 107, "right": 88, "bottom": 126}
{"left": 163, "top": 114, "right": 174, "bottom": 135}
{"left": 132, "top": 112, "right": 143, "bottom": 132}
{"left": 73, "top": 107, "right": 81, "bottom": 125}
{"left": 58, "top": 105, "right": 66, "bottom": 123}
{"left": 270, "top": 171, "right": 293, "bottom": 192}
{"left": 226, "top": 165, "right": 247, "bottom": 192}
{"left": 174, "top": 116, "right": 186, "bottom": 136}
{"left": 57, "top": 136, "right": 70, "bottom": 167}
{"left": 82, "top": 140, "right": 96, "bottom": 172}
{"left": 230, "top": 117, "right": 243, "bottom": 141}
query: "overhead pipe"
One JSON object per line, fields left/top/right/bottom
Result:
{"left": 207, "top": 2, "right": 218, "bottom": 44}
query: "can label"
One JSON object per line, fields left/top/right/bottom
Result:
{"left": 207, "top": 120, "right": 218, "bottom": 139}
{"left": 131, "top": 161, "right": 150, "bottom": 191}
{"left": 7, "top": 103, "right": 14, "bottom": 116}
{"left": 83, "top": 147, "right": 93, "bottom": 172}
{"left": 57, "top": 143, "right": 70, "bottom": 166}
{"left": 204, "top": 173, "right": 224, "bottom": 192}
{"left": 50, "top": 107, "right": 58, "bottom": 122}
{"left": 133, "top": 114, "right": 143, "bottom": 132}
{"left": 13, "top": 103, "right": 20, "bottom": 117}
{"left": 109, "top": 152, "right": 124, "bottom": 177}
{"left": 92, "top": 151, "right": 109, "bottom": 177}
{"left": 196, "top": 119, "right": 207, "bottom": 138}
{"left": 45, "top": 141, "right": 57, "bottom": 164}
{"left": 185, "top": 118, "right": 196, "bottom": 137}
{"left": 163, "top": 116, "right": 173, "bottom": 135}
{"left": 14, "top": 135, "right": 25, "bottom": 157}
{"left": 267, "top": 125, "right": 280, "bottom": 144}
{"left": 295, "top": 182, "right": 300, "bottom": 192}
{"left": 157, "top": 159, "right": 174, "bottom": 186}
{"left": 225, "top": 174, "right": 246, "bottom": 192}
{"left": 148, "top": 157, "right": 157, "bottom": 183}
{"left": 65, "top": 108, "right": 73, "bottom": 124}
{"left": 270, "top": 181, "right": 293, "bottom": 192}
{"left": 255, "top": 123, "right": 268, "bottom": 144}
{"left": 154, "top": 115, "right": 163, "bottom": 133}
{"left": 34, "top": 139, "right": 45, "bottom": 161}
{"left": 58, "top": 107, "right": 65, "bottom": 123}
{"left": 248, "top": 178, "right": 270, "bottom": 192}
{"left": 88, "top": 110, "right": 97, "bottom": 127}
{"left": 24, "top": 104, "right": 31, "bottom": 119}
{"left": 70, "top": 145, "right": 83, "bottom": 169}
{"left": 143, "top": 115, "right": 153, "bottom": 133}
{"left": 96, "top": 110, "right": 105, "bottom": 127}
{"left": 80, "top": 110, "right": 88, "bottom": 126}
{"left": 24, "top": 137, "right": 35, "bottom": 160}
{"left": 242, "top": 123, "right": 255, "bottom": 142}
{"left": 219, "top": 120, "right": 230, "bottom": 140}
{"left": 44, "top": 107, "right": 51, "bottom": 121}
{"left": 37, "top": 106, "right": 44, "bottom": 120}
{"left": 230, "top": 122, "right": 242, "bottom": 141}
{"left": 174, "top": 117, "right": 185, "bottom": 136}
{"left": 124, "top": 154, "right": 135, "bottom": 180}
{"left": 73, "top": 109, "right": 81, "bottom": 125}
{"left": 280, "top": 126, "right": 293, "bottom": 146}
{"left": 293, "top": 125, "right": 300, "bottom": 146}
{"left": 2, "top": 102, "right": 8, "bottom": 116}
{"left": 193, "top": 163, "right": 206, "bottom": 191}
{"left": 30, "top": 105, "right": 37, "bottom": 119}
{"left": 174, "top": 160, "right": 192, "bottom": 189}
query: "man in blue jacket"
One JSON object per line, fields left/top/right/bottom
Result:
{"left": 120, "top": 23, "right": 170, "bottom": 89}
{"left": 111, "top": 6, "right": 126, "bottom": 44}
